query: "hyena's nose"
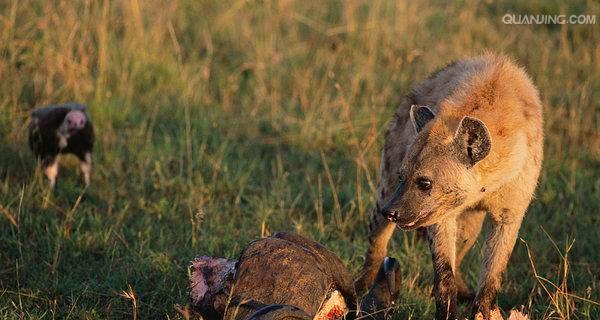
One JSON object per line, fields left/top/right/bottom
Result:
{"left": 380, "top": 181, "right": 405, "bottom": 222}
{"left": 386, "top": 210, "right": 400, "bottom": 222}
{"left": 378, "top": 203, "right": 398, "bottom": 221}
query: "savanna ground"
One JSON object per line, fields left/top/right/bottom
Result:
{"left": 0, "top": 0, "right": 598, "bottom": 319}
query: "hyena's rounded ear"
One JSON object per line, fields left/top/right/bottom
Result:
{"left": 410, "top": 105, "right": 435, "bottom": 133}
{"left": 454, "top": 116, "right": 491, "bottom": 166}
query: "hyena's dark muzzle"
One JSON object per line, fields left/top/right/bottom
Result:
{"left": 379, "top": 180, "right": 423, "bottom": 230}
{"left": 380, "top": 181, "right": 405, "bottom": 221}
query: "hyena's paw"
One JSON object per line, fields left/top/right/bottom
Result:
{"left": 472, "top": 298, "right": 498, "bottom": 320}
{"left": 473, "top": 308, "right": 503, "bottom": 320}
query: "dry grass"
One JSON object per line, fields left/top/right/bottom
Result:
{"left": 0, "top": 0, "right": 598, "bottom": 319}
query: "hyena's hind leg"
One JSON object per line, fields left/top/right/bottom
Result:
{"left": 355, "top": 208, "right": 396, "bottom": 294}
{"left": 455, "top": 209, "right": 486, "bottom": 301}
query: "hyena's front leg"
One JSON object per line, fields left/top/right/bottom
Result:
{"left": 473, "top": 208, "right": 525, "bottom": 319}
{"left": 455, "top": 209, "right": 486, "bottom": 301}
{"left": 427, "top": 218, "right": 458, "bottom": 320}
{"left": 355, "top": 206, "right": 396, "bottom": 294}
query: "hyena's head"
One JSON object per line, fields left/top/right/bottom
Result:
{"left": 381, "top": 105, "right": 491, "bottom": 229}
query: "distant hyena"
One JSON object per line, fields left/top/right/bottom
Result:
{"left": 355, "top": 54, "right": 543, "bottom": 320}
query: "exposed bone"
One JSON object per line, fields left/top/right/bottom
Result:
{"left": 314, "top": 290, "right": 347, "bottom": 320}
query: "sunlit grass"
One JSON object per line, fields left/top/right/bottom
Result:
{"left": 0, "top": 0, "right": 598, "bottom": 319}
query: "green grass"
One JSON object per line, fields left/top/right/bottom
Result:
{"left": 0, "top": 0, "right": 598, "bottom": 319}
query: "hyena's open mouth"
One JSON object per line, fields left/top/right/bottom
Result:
{"left": 385, "top": 211, "right": 432, "bottom": 230}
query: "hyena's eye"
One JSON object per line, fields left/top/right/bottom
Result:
{"left": 415, "top": 177, "right": 432, "bottom": 191}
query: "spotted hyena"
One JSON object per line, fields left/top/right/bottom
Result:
{"left": 355, "top": 54, "right": 543, "bottom": 320}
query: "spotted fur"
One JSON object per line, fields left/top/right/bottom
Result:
{"left": 355, "top": 54, "right": 543, "bottom": 320}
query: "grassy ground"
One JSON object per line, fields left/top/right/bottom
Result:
{"left": 0, "top": 0, "right": 598, "bottom": 319}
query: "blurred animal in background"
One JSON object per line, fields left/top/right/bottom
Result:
{"left": 181, "top": 232, "right": 402, "bottom": 320}
{"left": 28, "top": 103, "right": 95, "bottom": 188}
